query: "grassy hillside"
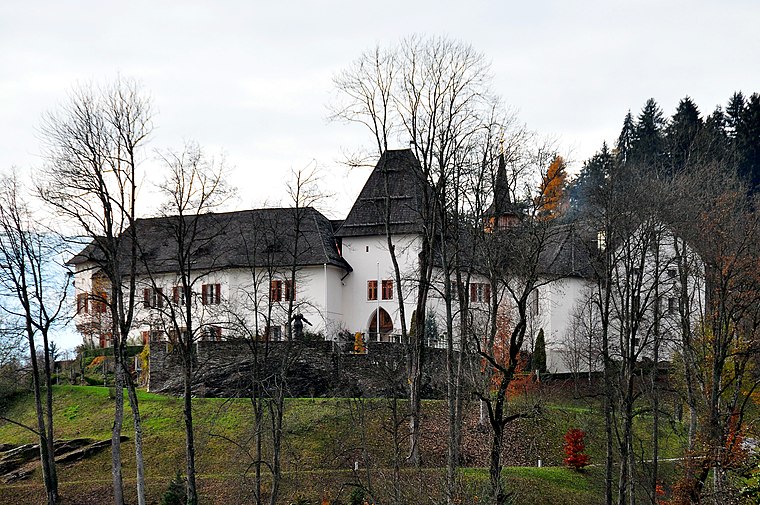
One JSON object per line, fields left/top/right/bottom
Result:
{"left": 0, "top": 385, "right": 681, "bottom": 504}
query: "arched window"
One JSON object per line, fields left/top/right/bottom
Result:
{"left": 368, "top": 308, "right": 394, "bottom": 342}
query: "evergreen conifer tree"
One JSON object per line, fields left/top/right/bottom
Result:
{"left": 698, "top": 105, "right": 730, "bottom": 165}
{"left": 666, "top": 96, "right": 702, "bottom": 174}
{"left": 569, "top": 143, "right": 614, "bottom": 211}
{"left": 737, "top": 93, "right": 760, "bottom": 191}
{"left": 632, "top": 98, "right": 666, "bottom": 171}
{"left": 616, "top": 111, "right": 635, "bottom": 166}
{"left": 533, "top": 328, "right": 547, "bottom": 374}
{"left": 725, "top": 91, "right": 746, "bottom": 139}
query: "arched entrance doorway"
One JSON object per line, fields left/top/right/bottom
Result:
{"left": 368, "top": 308, "right": 394, "bottom": 342}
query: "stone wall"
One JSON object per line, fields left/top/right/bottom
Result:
{"left": 148, "top": 339, "right": 473, "bottom": 399}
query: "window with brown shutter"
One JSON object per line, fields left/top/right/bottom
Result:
{"left": 367, "top": 280, "right": 378, "bottom": 301}
{"left": 143, "top": 287, "right": 165, "bottom": 308}
{"left": 173, "top": 286, "right": 191, "bottom": 305}
{"left": 93, "top": 292, "right": 108, "bottom": 313}
{"left": 201, "top": 284, "right": 220, "bottom": 305}
{"left": 76, "top": 293, "right": 89, "bottom": 314}
{"left": 470, "top": 283, "right": 490, "bottom": 303}
{"left": 283, "top": 280, "right": 295, "bottom": 301}
{"left": 270, "top": 280, "right": 282, "bottom": 301}
{"left": 381, "top": 280, "right": 393, "bottom": 300}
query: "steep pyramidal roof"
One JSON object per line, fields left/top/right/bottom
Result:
{"left": 487, "top": 151, "right": 522, "bottom": 218}
{"left": 336, "top": 149, "right": 428, "bottom": 237}
{"left": 493, "top": 151, "right": 511, "bottom": 214}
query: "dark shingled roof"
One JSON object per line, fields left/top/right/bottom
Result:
{"left": 68, "top": 207, "right": 352, "bottom": 275}
{"left": 537, "top": 225, "right": 595, "bottom": 279}
{"left": 336, "top": 149, "right": 428, "bottom": 237}
{"left": 485, "top": 152, "right": 523, "bottom": 218}
{"left": 65, "top": 239, "right": 104, "bottom": 266}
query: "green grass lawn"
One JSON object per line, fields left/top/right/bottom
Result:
{"left": 0, "top": 385, "right": 684, "bottom": 504}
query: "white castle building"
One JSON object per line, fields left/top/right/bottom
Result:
{"left": 68, "top": 149, "right": 701, "bottom": 373}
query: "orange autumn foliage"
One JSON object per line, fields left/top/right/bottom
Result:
{"left": 563, "top": 428, "right": 590, "bottom": 470}
{"left": 482, "top": 308, "right": 537, "bottom": 399}
{"left": 537, "top": 155, "right": 567, "bottom": 219}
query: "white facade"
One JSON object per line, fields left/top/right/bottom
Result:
{"left": 70, "top": 151, "right": 704, "bottom": 376}
{"left": 338, "top": 234, "right": 419, "bottom": 341}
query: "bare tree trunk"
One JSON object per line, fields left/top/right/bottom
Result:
{"left": 182, "top": 360, "right": 198, "bottom": 505}
{"left": 28, "top": 332, "right": 57, "bottom": 505}
{"left": 111, "top": 357, "right": 125, "bottom": 505}
{"left": 268, "top": 382, "right": 285, "bottom": 505}
{"left": 252, "top": 379, "right": 264, "bottom": 505}
{"left": 489, "top": 422, "right": 504, "bottom": 505}
{"left": 123, "top": 368, "right": 147, "bottom": 505}
{"left": 408, "top": 310, "right": 424, "bottom": 466}
{"left": 41, "top": 332, "right": 59, "bottom": 504}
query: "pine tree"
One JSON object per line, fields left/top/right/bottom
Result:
{"left": 616, "top": 111, "right": 636, "bottom": 166}
{"left": 697, "top": 105, "right": 730, "bottom": 165}
{"left": 632, "top": 98, "right": 666, "bottom": 171}
{"left": 569, "top": 143, "right": 614, "bottom": 211}
{"left": 737, "top": 93, "right": 760, "bottom": 191}
{"left": 666, "top": 96, "right": 702, "bottom": 174}
{"left": 725, "top": 91, "right": 746, "bottom": 139}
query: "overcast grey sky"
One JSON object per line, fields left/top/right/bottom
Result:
{"left": 2, "top": 0, "right": 758, "bottom": 350}
{"left": 2, "top": 0, "right": 759, "bottom": 216}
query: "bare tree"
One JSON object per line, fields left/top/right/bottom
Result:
{"left": 38, "top": 78, "right": 152, "bottom": 505}
{"left": 667, "top": 164, "right": 760, "bottom": 502}
{"left": 333, "top": 35, "right": 500, "bottom": 477}
{"left": 223, "top": 165, "right": 325, "bottom": 505}
{"left": 140, "top": 142, "right": 233, "bottom": 505}
{"left": 476, "top": 159, "right": 569, "bottom": 504}
{"left": 0, "top": 170, "right": 69, "bottom": 504}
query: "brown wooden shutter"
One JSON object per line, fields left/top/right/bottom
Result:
{"left": 172, "top": 286, "right": 179, "bottom": 305}
{"left": 470, "top": 284, "right": 477, "bottom": 303}
{"left": 156, "top": 288, "right": 164, "bottom": 308}
{"left": 484, "top": 284, "right": 491, "bottom": 302}
{"left": 143, "top": 288, "right": 151, "bottom": 308}
{"left": 215, "top": 283, "right": 221, "bottom": 304}
{"left": 201, "top": 284, "right": 208, "bottom": 305}
{"left": 141, "top": 331, "right": 149, "bottom": 345}
{"left": 215, "top": 326, "right": 222, "bottom": 340}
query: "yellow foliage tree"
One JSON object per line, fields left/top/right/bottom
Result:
{"left": 538, "top": 155, "right": 567, "bottom": 219}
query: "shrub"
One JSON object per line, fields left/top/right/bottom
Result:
{"left": 160, "top": 471, "right": 186, "bottom": 505}
{"left": 86, "top": 355, "right": 107, "bottom": 371}
{"left": 83, "top": 375, "right": 104, "bottom": 386}
{"left": 348, "top": 487, "right": 366, "bottom": 505}
{"left": 563, "top": 428, "right": 590, "bottom": 470}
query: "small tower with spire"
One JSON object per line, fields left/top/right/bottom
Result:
{"left": 486, "top": 137, "right": 520, "bottom": 231}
